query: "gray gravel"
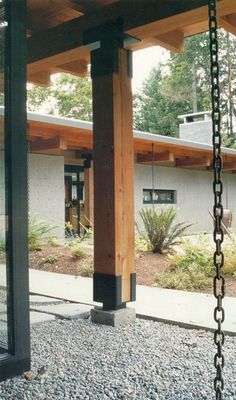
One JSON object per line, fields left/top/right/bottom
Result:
{"left": 0, "top": 318, "right": 236, "bottom": 400}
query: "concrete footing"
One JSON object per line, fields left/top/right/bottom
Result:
{"left": 91, "top": 307, "right": 136, "bottom": 327}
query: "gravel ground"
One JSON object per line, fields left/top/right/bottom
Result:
{"left": 0, "top": 318, "right": 236, "bottom": 400}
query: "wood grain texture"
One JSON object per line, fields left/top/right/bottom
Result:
{"left": 26, "top": 0, "right": 236, "bottom": 84}
{"left": 92, "top": 48, "right": 134, "bottom": 303}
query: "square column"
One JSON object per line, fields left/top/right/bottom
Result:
{"left": 90, "top": 26, "right": 136, "bottom": 311}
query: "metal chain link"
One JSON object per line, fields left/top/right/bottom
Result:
{"left": 208, "top": 1, "right": 225, "bottom": 398}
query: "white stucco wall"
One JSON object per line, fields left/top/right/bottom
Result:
{"left": 1, "top": 152, "right": 236, "bottom": 239}
{"left": 135, "top": 164, "right": 236, "bottom": 233}
{"left": 28, "top": 154, "right": 65, "bottom": 238}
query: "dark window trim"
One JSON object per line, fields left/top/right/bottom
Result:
{"left": 143, "top": 189, "right": 177, "bottom": 205}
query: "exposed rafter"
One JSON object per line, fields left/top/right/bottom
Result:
{"left": 154, "top": 30, "right": 184, "bottom": 53}
{"left": 27, "top": 0, "right": 209, "bottom": 65}
{"left": 30, "top": 136, "right": 67, "bottom": 152}
{"left": 137, "top": 151, "right": 175, "bottom": 164}
{"left": 28, "top": 70, "right": 51, "bottom": 86}
{"left": 52, "top": 58, "right": 88, "bottom": 77}
{"left": 175, "top": 157, "right": 211, "bottom": 168}
{"left": 26, "top": 0, "right": 236, "bottom": 86}
{"left": 223, "top": 161, "right": 236, "bottom": 171}
{"left": 219, "top": 13, "right": 236, "bottom": 35}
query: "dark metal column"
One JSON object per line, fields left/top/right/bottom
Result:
{"left": 0, "top": 0, "right": 30, "bottom": 381}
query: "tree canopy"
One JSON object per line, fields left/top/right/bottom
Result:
{"left": 133, "top": 30, "right": 236, "bottom": 144}
{"left": 27, "top": 73, "right": 92, "bottom": 121}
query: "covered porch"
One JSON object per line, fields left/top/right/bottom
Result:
{"left": 1, "top": 0, "right": 236, "bottom": 393}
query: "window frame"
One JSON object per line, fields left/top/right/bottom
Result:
{"left": 143, "top": 189, "right": 177, "bottom": 205}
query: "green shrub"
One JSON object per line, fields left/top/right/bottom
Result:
{"left": 139, "top": 207, "right": 191, "bottom": 254}
{"left": 80, "top": 262, "right": 93, "bottom": 277}
{"left": 156, "top": 267, "right": 211, "bottom": 290}
{"left": 156, "top": 237, "right": 213, "bottom": 291}
{"left": 169, "top": 238, "right": 212, "bottom": 276}
{"left": 44, "top": 254, "right": 58, "bottom": 264}
{"left": 222, "top": 234, "right": 236, "bottom": 276}
{"left": 0, "top": 239, "right": 5, "bottom": 252}
{"left": 28, "top": 214, "right": 55, "bottom": 251}
{"left": 65, "top": 221, "right": 74, "bottom": 237}
{"left": 79, "top": 223, "right": 93, "bottom": 241}
{"left": 46, "top": 234, "right": 59, "bottom": 247}
{"left": 135, "top": 234, "right": 149, "bottom": 252}
{"left": 71, "top": 243, "right": 85, "bottom": 259}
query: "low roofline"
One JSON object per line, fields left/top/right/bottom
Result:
{"left": 0, "top": 107, "right": 235, "bottom": 157}
{"left": 134, "top": 130, "right": 236, "bottom": 156}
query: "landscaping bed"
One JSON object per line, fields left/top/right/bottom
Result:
{"left": 25, "top": 209, "right": 236, "bottom": 297}
{"left": 28, "top": 243, "right": 236, "bottom": 297}
{"left": 29, "top": 245, "right": 170, "bottom": 286}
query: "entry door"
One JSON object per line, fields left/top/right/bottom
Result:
{"left": 0, "top": 0, "right": 30, "bottom": 380}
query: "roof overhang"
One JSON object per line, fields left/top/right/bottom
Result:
{"left": 0, "top": 108, "right": 233, "bottom": 173}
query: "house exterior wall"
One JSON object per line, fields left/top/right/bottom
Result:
{"left": 4, "top": 153, "right": 234, "bottom": 239}
{"left": 134, "top": 164, "right": 236, "bottom": 233}
{"left": 28, "top": 154, "right": 65, "bottom": 239}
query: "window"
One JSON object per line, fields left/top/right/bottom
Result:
{"left": 143, "top": 189, "right": 176, "bottom": 204}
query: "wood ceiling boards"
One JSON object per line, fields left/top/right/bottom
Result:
{"left": 27, "top": 0, "right": 236, "bottom": 85}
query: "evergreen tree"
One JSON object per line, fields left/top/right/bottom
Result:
{"left": 134, "top": 30, "right": 236, "bottom": 142}
{"left": 27, "top": 73, "right": 92, "bottom": 121}
{"left": 27, "top": 31, "right": 236, "bottom": 146}
{"left": 218, "top": 31, "right": 236, "bottom": 145}
{"left": 133, "top": 67, "right": 189, "bottom": 136}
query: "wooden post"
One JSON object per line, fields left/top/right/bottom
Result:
{"left": 91, "top": 26, "right": 136, "bottom": 310}
{"left": 84, "top": 161, "right": 94, "bottom": 226}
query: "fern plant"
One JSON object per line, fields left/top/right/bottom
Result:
{"left": 28, "top": 214, "right": 55, "bottom": 250}
{"left": 139, "top": 207, "right": 191, "bottom": 254}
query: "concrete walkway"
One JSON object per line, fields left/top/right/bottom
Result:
{"left": 1, "top": 266, "right": 236, "bottom": 333}
{"left": 28, "top": 269, "right": 236, "bottom": 335}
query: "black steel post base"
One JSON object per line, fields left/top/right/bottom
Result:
{"left": 93, "top": 272, "right": 136, "bottom": 311}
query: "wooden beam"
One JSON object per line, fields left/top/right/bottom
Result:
{"left": 27, "top": 0, "right": 209, "bottom": 64}
{"left": 30, "top": 136, "right": 67, "bottom": 152}
{"left": 137, "top": 151, "right": 175, "bottom": 164}
{"left": 57, "top": 0, "right": 85, "bottom": 15}
{"left": 27, "top": 0, "right": 83, "bottom": 33}
{"left": 154, "top": 30, "right": 184, "bottom": 53}
{"left": 175, "top": 157, "right": 211, "bottom": 168}
{"left": 59, "top": 0, "right": 115, "bottom": 13}
{"left": 27, "top": 70, "right": 51, "bottom": 86}
{"left": 219, "top": 13, "right": 236, "bottom": 35}
{"left": 128, "top": 0, "right": 236, "bottom": 39}
{"left": 28, "top": 46, "right": 90, "bottom": 77}
{"left": 223, "top": 161, "right": 236, "bottom": 171}
{"left": 52, "top": 58, "right": 88, "bottom": 77}
{"left": 27, "top": 1, "right": 236, "bottom": 82}
{"left": 92, "top": 46, "right": 135, "bottom": 309}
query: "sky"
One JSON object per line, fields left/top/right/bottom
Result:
{"left": 132, "top": 46, "right": 169, "bottom": 92}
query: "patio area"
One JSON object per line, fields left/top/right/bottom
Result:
{"left": 1, "top": 267, "right": 236, "bottom": 398}
{"left": 0, "top": 313, "right": 236, "bottom": 399}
